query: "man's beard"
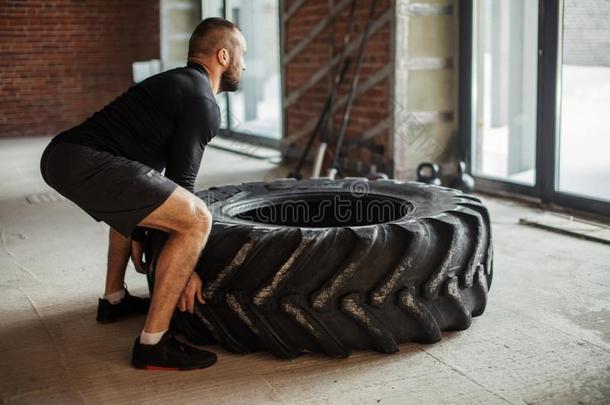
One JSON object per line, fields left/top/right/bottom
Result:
{"left": 219, "top": 67, "right": 240, "bottom": 92}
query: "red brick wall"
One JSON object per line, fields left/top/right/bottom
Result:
{"left": 0, "top": 0, "right": 160, "bottom": 138}
{"left": 282, "top": 0, "right": 393, "bottom": 174}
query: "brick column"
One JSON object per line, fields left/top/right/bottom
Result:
{"left": 281, "top": 0, "right": 458, "bottom": 179}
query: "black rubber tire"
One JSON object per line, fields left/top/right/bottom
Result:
{"left": 146, "top": 178, "right": 493, "bottom": 359}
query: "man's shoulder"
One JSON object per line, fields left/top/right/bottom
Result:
{"left": 188, "top": 96, "right": 221, "bottom": 127}
{"left": 140, "top": 66, "right": 197, "bottom": 88}
{"left": 152, "top": 66, "right": 215, "bottom": 99}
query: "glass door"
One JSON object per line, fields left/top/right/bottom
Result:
{"left": 461, "top": 0, "right": 610, "bottom": 217}
{"left": 557, "top": 0, "right": 610, "bottom": 202}
{"left": 471, "top": 0, "right": 539, "bottom": 185}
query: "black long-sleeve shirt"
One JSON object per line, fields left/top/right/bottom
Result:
{"left": 53, "top": 62, "right": 221, "bottom": 194}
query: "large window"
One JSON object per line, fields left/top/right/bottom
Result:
{"left": 203, "top": 0, "right": 283, "bottom": 142}
{"left": 472, "top": 0, "right": 538, "bottom": 185}
{"left": 460, "top": 0, "right": 610, "bottom": 216}
{"left": 557, "top": 0, "right": 610, "bottom": 201}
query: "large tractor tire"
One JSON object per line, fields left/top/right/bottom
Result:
{"left": 145, "top": 178, "right": 493, "bottom": 359}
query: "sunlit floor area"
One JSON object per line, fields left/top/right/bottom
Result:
{"left": 1, "top": 137, "right": 608, "bottom": 404}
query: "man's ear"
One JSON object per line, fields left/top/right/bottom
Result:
{"left": 217, "top": 48, "right": 230, "bottom": 67}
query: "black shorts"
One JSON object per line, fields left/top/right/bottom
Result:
{"left": 40, "top": 140, "right": 178, "bottom": 237}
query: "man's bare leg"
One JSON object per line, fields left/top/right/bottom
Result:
{"left": 127, "top": 186, "right": 216, "bottom": 370}
{"left": 137, "top": 186, "right": 212, "bottom": 334}
{"left": 104, "top": 228, "right": 131, "bottom": 295}
{"left": 97, "top": 228, "right": 151, "bottom": 324}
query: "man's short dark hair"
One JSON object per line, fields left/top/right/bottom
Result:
{"left": 188, "top": 17, "right": 240, "bottom": 57}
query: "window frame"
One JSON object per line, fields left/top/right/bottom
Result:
{"left": 458, "top": 0, "right": 610, "bottom": 217}
{"left": 209, "top": 0, "right": 283, "bottom": 150}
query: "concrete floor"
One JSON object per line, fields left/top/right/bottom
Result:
{"left": 0, "top": 136, "right": 609, "bottom": 404}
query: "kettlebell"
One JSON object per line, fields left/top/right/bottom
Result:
{"left": 450, "top": 161, "right": 475, "bottom": 193}
{"left": 416, "top": 162, "right": 441, "bottom": 185}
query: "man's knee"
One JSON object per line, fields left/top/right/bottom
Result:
{"left": 167, "top": 194, "right": 212, "bottom": 236}
{"left": 139, "top": 187, "right": 213, "bottom": 235}
{"left": 186, "top": 198, "right": 212, "bottom": 235}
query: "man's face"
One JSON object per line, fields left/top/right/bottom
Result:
{"left": 219, "top": 31, "right": 247, "bottom": 93}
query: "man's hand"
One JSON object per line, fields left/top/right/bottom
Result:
{"left": 130, "top": 240, "right": 147, "bottom": 274}
{"left": 178, "top": 272, "right": 206, "bottom": 313}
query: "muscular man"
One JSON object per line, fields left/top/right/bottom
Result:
{"left": 39, "top": 18, "right": 246, "bottom": 370}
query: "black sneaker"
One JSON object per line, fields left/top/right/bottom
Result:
{"left": 131, "top": 330, "right": 217, "bottom": 370}
{"left": 96, "top": 288, "right": 150, "bottom": 323}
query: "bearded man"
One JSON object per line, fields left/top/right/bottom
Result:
{"left": 39, "top": 17, "right": 247, "bottom": 370}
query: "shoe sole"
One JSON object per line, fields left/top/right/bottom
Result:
{"left": 131, "top": 359, "right": 217, "bottom": 371}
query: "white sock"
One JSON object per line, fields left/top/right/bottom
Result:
{"left": 140, "top": 329, "right": 167, "bottom": 345}
{"left": 103, "top": 288, "right": 125, "bottom": 304}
